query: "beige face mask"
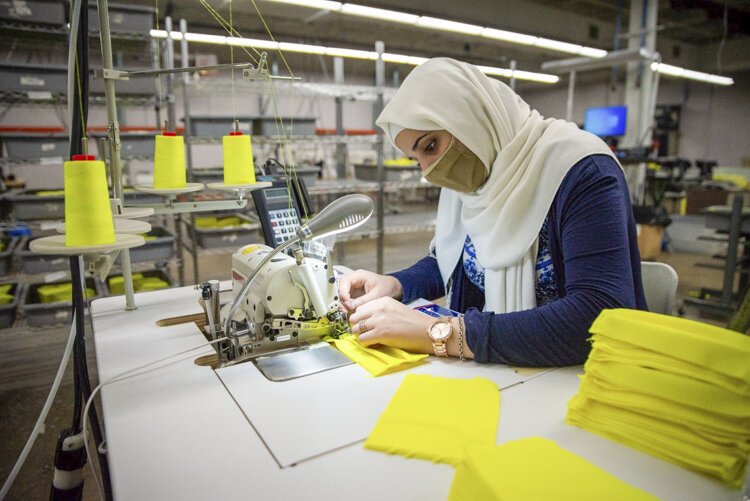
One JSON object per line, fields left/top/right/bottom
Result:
{"left": 422, "top": 137, "right": 488, "bottom": 193}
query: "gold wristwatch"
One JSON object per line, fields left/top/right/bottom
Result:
{"left": 427, "top": 317, "right": 453, "bottom": 357}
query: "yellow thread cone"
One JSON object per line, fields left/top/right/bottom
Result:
{"left": 64, "top": 158, "right": 115, "bottom": 247}
{"left": 153, "top": 133, "right": 186, "bottom": 189}
{"left": 222, "top": 132, "right": 256, "bottom": 185}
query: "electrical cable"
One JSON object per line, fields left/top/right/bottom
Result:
{"left": 0, "top": 316, "right": 77, "bottom": 500}
{"left": 82, "top": 337, "right": 226, "bottom": 501}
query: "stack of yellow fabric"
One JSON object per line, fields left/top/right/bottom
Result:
{"left": 0, "top": 284, "right": 14, "bottom": 305}
{"left": 37, "top": 283, "right": 96, "bottom": 303}
{"left": 108, "top": 273, "right": 170, "bottom": 295}
{"left": 567, "top": 308, "right": 750, "bottom": 488}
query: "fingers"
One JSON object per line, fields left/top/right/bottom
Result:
{"left": 338, "top": 270, "right": 369, "bottom": 311}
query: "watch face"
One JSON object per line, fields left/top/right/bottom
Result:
{"left": 430, "top": 322, "right": 452, "bottom": 341}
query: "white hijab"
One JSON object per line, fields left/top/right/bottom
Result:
{"left": 376, "top": 58, "right": 619, "bottom": 314}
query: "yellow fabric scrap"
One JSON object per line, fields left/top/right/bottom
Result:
{"left": 325, "top": 334, "right": 427, "bottom": 377}
{"left": 364, "top": 374, "right": 499, "bottom": 465}
{"left": 37, "top": 283, "right": 95, "bottom": 303}
{"left": 448, "top": 438, "right": 658, "bottom": 501}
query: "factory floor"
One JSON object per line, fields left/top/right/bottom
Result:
{"left": 0, "top": 233, "right": 730, "bottom": 500}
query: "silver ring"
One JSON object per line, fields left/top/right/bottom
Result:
{"left": 358, "top": 319, "right": 369, "bottom": 333}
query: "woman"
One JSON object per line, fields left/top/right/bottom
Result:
{"left": 340, "top": 58, "right": 646, "bottom": 367}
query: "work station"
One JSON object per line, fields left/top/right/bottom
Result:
{"left": 1, "top": 1, "right": 749, "bottom": 500}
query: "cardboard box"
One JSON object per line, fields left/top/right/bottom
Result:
{"left": 685, "top": 187, "right": 728, "bottom": 215}
{"left": 637, "top": 224, "right": 663, "bottom": 261}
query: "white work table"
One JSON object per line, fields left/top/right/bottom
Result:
{"left": 92, "top": 285, "right": 742, "bottom": 500}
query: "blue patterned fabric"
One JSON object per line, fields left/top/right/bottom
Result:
{"left": 461, "top": 219, "right": 559, "bottom": 304}
{"left": 535, "top": 218, "right": 559, "bottom": 306}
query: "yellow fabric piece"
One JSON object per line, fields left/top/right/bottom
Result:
{"left": 153, "top": 134, "right": 186, "bottom": 189}
{"left": 64, "top": 159, "right": 115, "bottom": 247}
{"left": 325, "top": 334, "right": 427, "bottom": 377}
{"left": 589, "top": 308, "right": 750, "bottom": 382}
{"left": 37, "top": 283, "right": 95, "bottom": 304}
{"left": 0, "top": 293, "right": 14, "bottom": 305}
{"left": 194, "top": 216, "right": 246, "bottom": 229}
{"left": 108, "top": 273, "right": 169, "bottom": 294}
{"left": 222, "top": 134, "right": 256, "bottom": 185}
{"left": 448, "top": 438, "right": 657, "bottom": 501}
{"left": 36, "top": 189, "right": 65, "bottom": 196}
{"left": 364, "top": 374, "right": 499, "bottom": 465}
{"left": 569, "top": 308, "right": 750, "bottom": 489}
{"left": 0, "top": 284, "right": 12, "bottom": 295}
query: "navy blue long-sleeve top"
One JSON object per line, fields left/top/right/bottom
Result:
{"left": 391, "top": 154, "right": 647, "bottom": 367}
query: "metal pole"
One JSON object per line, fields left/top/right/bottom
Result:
{"left": 97, "top": 0, "right": 136, "bottom": 310}
{"left": 566, "top": 70, "right": 576, "bottom": 123}
{"left": 722, "top": 196, "right": 743, "bottom": 305}
{"left": 375, "top": 41, "right": 385, "bottom": 274}
{"left": 334, "top": 57, "right": 346, "bottom": 179}
{"left": 509, "top": 59, "right": 517, "bottom": 91}
{"left": 180, "top": 18, "right": 200, "bottom": 283}
{"left": 164, "top": 16, "right": 176, "bottom": 131}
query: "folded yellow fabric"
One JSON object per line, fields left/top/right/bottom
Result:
{"left": 325, "top": 334, "right": 427, "bottom": 377}
{"left": 364, "top": 374, "right": 499, "bottom": 465}
{"left": 448, "top": 438, "right": 657, "bottom": 501}
{"left": 589, "top": 337, "right": 749, "bottom": 396}
{"left": 568, "top": 395, "right": 749, "bottom": 487}
{"left": 589, "top": 308, "right": 750, "bottom": 383}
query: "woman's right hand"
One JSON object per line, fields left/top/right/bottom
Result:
{"left": 338, "top": 270, "right": 403, "bottom": 313}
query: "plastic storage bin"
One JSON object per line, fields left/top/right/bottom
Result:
{"left": 4, "top": 189, "right": 65, "bottom": 220}
{"left": 21, "top": 277, "right": 101, "bottom": 328}
{"left": 253, "top": 117, "right": 316, "bottom": 136}
{"left": 0, "top": 283, "right": 22, "bottom": 329}
{"left": 87, "top": 4, "right": 154, "bottom": 34}
{"left": 189, "top": 116, "right": 254, "bottom": 137}
{"left": 116, "top": 226, "right": 175, "bottom": 264}
{"left": 0, "top": 236, "right": 18, "bottom": 276}
{"left": 104, "top": 268, "right": 173, "bottom": 296}
{"left": 354, "top": 163, "right": 421, "bottom": 181}
{"left": 0, "top": 63, "right": 68, "bottom": 94}
{"left": 16, "top": 237, "right": 68, "bottom": 274}
{"left": 193, "top": 213, "right": 260, "bottom": 249}
{"left": 1, "top": 134, "right": 69, "bottom": 158}
{"left": 0, "top": 0, "right": 66, "bottom": 25}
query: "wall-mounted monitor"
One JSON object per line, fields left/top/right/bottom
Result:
{"left": 583, "top": 105, "right": 627, "bottom": 137}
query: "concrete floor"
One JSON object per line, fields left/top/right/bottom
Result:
{"left": 0, "top": 234, "right": 733, "bottom": 500}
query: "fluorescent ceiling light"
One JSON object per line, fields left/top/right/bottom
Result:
{"left": 651, "top": 62, "right": 734, "bottom": 86}
{"left": 339, "top": 4, "right": 418, "bottom": 24}
{"left": 265, "top": 0, "right": 341, "bottom": 10}
{"left": 416, "top": 16, "right": 484, "bottom": 35}
{"left": 149, "top": 29, "right": 559, "bottom": 84}
{"left": 262, "top": 0, "right": 606, "bottom": 59}
{"left": 481, "top": 28, "right": 536, "bottom": 45}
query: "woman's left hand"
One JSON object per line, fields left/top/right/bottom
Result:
{"left": 348, "top": 297, "right": 434, "bottom": 354}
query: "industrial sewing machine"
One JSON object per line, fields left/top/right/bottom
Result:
{"left": 203, "top": 194, "right": 373, "bottom": 380}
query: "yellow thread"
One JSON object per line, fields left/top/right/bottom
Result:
{"left": 222, "top": 134, "right": 256, "bottom": 185}
{"left": 64, "top": 159, "right": 115, "bottom": 247}
{"left": 153, "top": 134, "right": 187, "bottom": 188}
{"left": 230, "top": 0, "right": 236, "bottom": 125}
{"left": 154, "top": 0, "right": 163, "bottom": 125}
{"left": 197, "top": 0, "right": 260, "bottom": 63}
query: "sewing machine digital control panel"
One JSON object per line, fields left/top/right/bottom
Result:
{"left": 268, "top": 208, "right": 301, "bottom": 245}
{"left": 253, "top": 180, "right": 310, "bottom": 248}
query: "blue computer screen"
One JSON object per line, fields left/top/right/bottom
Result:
{"left": 583, "top": 106, "right": 627, "bottom": 137}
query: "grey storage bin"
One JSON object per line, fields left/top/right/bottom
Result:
{"left": 21, "top": 277, "right": 101, "bottom": 328}
{"left": 4, "top": 189, "right": 65, "bottom": 220}
{"left": 253, "top": 117, "right": 316, "bottom": 136}
{"left": 90, "top": 70, "right": 157, "bottom": 95}
{"left": 0, "top": 0, "right": 65, "bottom": 25}
{"left": 192, "top": 168, "right": 224, "bottom": 184}
{"left": 194, "top": 213, "right": 260, "bottom": 249}
{"left": 116, "top": 226, "right": 175, "bottom": 264}
{"left": 354, "top": 163, "right": 421, "bottom": 181}
{"left": 190, "top": 116, "right": 254, "bottom": 137}
{"left": 104, "top": 268, "right": 173, "bottom": 296}
{"left": 0, "top": 283, "right": 22, "bottom": 329}
{"left": 88, "top": 4, "right": 154, "bottom": 34}
{"left": 0, "top": 236, "right": 18, "bottom": 276}
{"left": 17, "top": 237, "right": 68, "bottom": 274}
{"left": 1, "top": 134, "right": 69, "bottom": 158}
{"left": 0, "top": 63, "right": 68, "bottom": 93}
{"left": 123, "top": 187, "right": 162, "bottom": 205}
{"left": 90, "top": 132, "right": 153, "bottom": 156}
{"left": 291, "top": 166, "right": 320, "bottom": 186}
